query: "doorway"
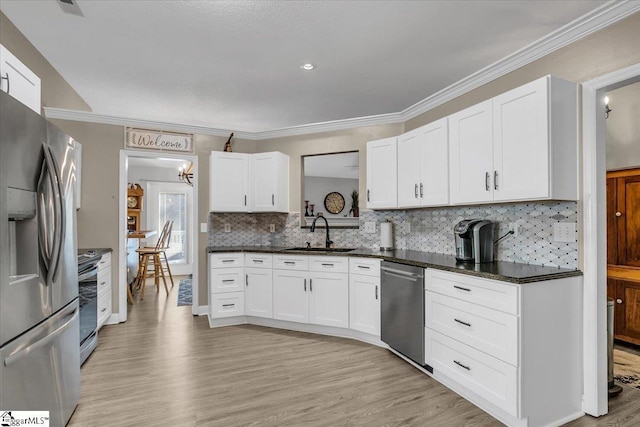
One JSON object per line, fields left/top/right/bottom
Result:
{"left": 582, "top": 62, "right": 640, "bottom": 416}
{"left": 118, "top": 151, "right": 199, "bottom": 321}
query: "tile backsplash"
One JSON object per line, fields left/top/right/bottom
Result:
{"left": 208, "top": 201, "right": 578, "bottom": 269}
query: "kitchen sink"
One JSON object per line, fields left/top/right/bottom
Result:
{"left": 284, "top": 247, "right": 356, "bottom": 253}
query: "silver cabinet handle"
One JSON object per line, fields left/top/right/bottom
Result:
{"left": 100, "top": 281, "right": 107, "bottom": 286}
{"left": 222, "top": 259, "right": 234, "bottom": 263}
{"left": 245, "top": 274, "right": 248, "bottom": 287}
{"left": 358, "top": 265, "right": 370, "bottom": 270}
{"left": 222, "top": 279, "right": 235, "bottom": 283}
{"left": 252, "top": 259, "right": 264, "bottom": 263}
{"left": 616, "top": 299, "right": 623, "bottom": 304}
{"left": 453, "top": 285, "right": 471, "bottom": 292}
{"left": 420, "top": 183, "right": 423, "bottom": 198}
{"left": 304, "top": 278, "right": 307, "bottom": 292}
{"left": 375, "top": 285, "right": 378, "bottom": 300}
{"left": 454, "top": 360, "right": 471, "bottom": 371}
{"left": 101, "top": 308, "right": 107, "bottom": 313}
{"left": 415, "top": 184, "right": 418, "bottom": 198}
{"left": 310, "top": 278, "right": 313, "bottom": 292}
{"left": 454, "top": 318, "right": 471, "bottom": 327}
{"left": 284, "top": 261, "right": 295, "bottom": 265}
{"left": 222, "top": 303, "right": 235, "bottom": 308}
{"left": 272, "top": 194, "right": 275, "bottom": 205}
{"left": 485, "top": 172, "right": 490, "bottom": 191}
{"left": 321, "top": 263, "right": 334, "bottom": 267}
{"left": 494, "top": 171, "right": 498, "bottom": 190}
{"left": 367, "top": 189, "right": 370, "bottom": 202}
{"left": 244, "top": 195, "right": 247, "bottom": 206}
{"left": 1, "top": 72, "right": 9, "bottom": 94}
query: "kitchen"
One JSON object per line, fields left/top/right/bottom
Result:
{"left": 1, "top": 1, "right": 640, "bottom": 426}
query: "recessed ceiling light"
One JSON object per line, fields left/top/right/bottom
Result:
{"left": 300, "top": 63, "right": 315, "bottom": 71}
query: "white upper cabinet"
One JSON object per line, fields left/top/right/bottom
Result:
{"left": 210, "top": 152, "right": 249, "bottom": 212}
{"left": 366, "top": 137, "right": 397, "bottom": 209}
{"left": 397, "top": 117, "right": 449, "bottom": 208}
{"left": 449, "top": 100, "right": 494, "bottom": 204}
{"left": 449, "top": 75, "right": 577, "bottom": 205}
{"left": 250, "top": 152, "right": 289, "bottom": 212}
{"left": 0, "top": 44, "right": 41, "bottom": 114}
{"left": 210, "top": 151, "right": 289, "bottom": 212}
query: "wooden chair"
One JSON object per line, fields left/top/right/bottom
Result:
{"left": 133, "top": 220, "right": 174, "bottom": 299}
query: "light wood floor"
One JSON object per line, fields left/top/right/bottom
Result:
{"left": 69, "top": 281, "right": 640, "bottom": 427}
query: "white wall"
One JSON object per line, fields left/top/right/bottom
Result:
{"left": 304, "top": 176, "right": 358, "bottom": 218}
{"left": 606, "top": 80, "right": 640, "bottom": 170}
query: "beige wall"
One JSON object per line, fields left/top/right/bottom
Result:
{"left": 405, "top": 12, "right": 640, "bottom": 131}
{"left": 606, "top": 81, "right": 640, "bottom": 170}
{"left": 256, "top": 124, "right": 404, "bottom": 212}
{"left": 0, "top": 12, "right": 91, "bottom": 112}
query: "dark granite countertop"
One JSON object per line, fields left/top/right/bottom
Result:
{"left": 207, "top": 246, "right": 582, "bottom": 284}
{"left": 77, "top": 248, "right": 112, "bottom": 268}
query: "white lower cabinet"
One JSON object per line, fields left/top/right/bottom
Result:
{"left": 309, "top": 272, "right": 349, "bottom": 328}
{"left": 349, "top": 273, "right": 380, "bottom": 336}
{"left": 273, "top": 269, "right": 309, "bottom": 323}
{"left": 245, "top": 266, "right": 273, "bottom": 318}
{"left": 425, "top": 269, "right": 583, "bottom": 427}
{"left": 96, "top": 252, "right": 112, "bottom": 330}
{"left": 209, "top": 253, "right": 246, "bottom": 319}
{"left": 210, "top": 292, "right": 245, "bottom": 318}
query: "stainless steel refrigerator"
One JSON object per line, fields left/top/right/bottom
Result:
{"left": 0, "top": 92, "right": 80, "bottom": 426}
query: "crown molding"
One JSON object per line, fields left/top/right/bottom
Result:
{"left": 44, "top": 1, "right": 639, "bottom": 141}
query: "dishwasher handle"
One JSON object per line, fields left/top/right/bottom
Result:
{"left": 381, "top": 266, "right": 423, "bottom": 279}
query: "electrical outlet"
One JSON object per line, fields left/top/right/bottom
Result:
{"left": 509, "top": 222, "right": 519, "bottom": 238}
{"left": 200, "top": 223, "right": 208, "bottom": 233}
{"left": 553, "top": 222, "right": 576, "bottom": 242}
{"left": 224, "top": 223, "right": 231, "bottom": 233}
{"left": 364, "top": 222, "right": 376, "bottom": 233}
{"left": 269, "top": 224, "right": 275, "bottom": 233}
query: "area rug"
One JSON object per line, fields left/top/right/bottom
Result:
{"left": 177, "top": 278, "right": 192, "bottom": 306}
{"left": 614, "top": 347, "right": 640, "bottom": 389}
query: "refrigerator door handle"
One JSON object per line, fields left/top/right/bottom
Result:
{"left": 4, "top": 306, "right": 78, "bottom": 367}
{"left": 37, "top": 144, "right": 65, "bottom": 284}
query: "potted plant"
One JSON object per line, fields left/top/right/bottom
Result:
{"left": 349, "top": 189, "right": 359, "bottom": 217}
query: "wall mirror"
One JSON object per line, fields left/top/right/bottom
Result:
{"left": 302, "top": 151, "right": 359, "bottom": 228}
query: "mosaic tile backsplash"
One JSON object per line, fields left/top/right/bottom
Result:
{"left": 208, "top": 201, "right": 579, "bottom": 269}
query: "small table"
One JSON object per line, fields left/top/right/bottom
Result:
{"left": 126, "top": 230, "right": 157, "bottom": 303}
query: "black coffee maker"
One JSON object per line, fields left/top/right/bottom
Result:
{"left": 454, "top": 219, "right": 497, "bottom": 263}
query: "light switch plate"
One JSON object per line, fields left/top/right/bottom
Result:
{"left": 364, "top": 222, "right": 376, "bottom": 233}
{"left": 553, "top": 222, "right": 576, "bottom": 242}
{"left": 224, "top": 223, "right": 231, "bottom": 233}
{"left": 200, "top": 223, "right": 208, "bottom": 233}
{"left": 269, "top": 224, "right": 275, "bottom": 233}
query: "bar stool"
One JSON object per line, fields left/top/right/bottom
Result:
{"left": 134, "top": 221, "right": 173, "bottom": 299}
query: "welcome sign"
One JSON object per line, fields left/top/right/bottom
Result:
{"left": 125, "top": 128, "right": 194, "bottom": 154}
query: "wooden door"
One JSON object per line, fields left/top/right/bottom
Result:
{"left": 617, "top": 175, "right": 640, "bottom": 267}
{"left": 612, "top": 278, "right": 640, "bottom": 345}
{"left": 606, "top": 177, "right": 619, "bottom": 264}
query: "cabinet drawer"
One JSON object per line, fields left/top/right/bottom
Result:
{"left": 210, "top": 292, "right": 245, "bottom": 318}
{"left": 97, "top": 252, "right": 111, "bottom": 271}
{"left": 309, "top": 256, "right": 348, "bottom": 273}
{"left": 273, "top": 255, "right": 308, "bottom": 271}
{"left": 426, "top": 270, "right": 518, "bottom": 315}
{"left": 426, "top": 291, "right": 518, "bottom": 366}
{"left": 349, "top": 257, "right": 381, "bottom": 277}
{"left": 245, "top": 253, "right": 273, "bottom": 268}
{"left": 210, "top": 253, "right": 244, "bottom": 268}
{"left": 210, "top": 268, "right": 245, "bottom": 293}
{"left": 425, "top": 328, "right": 518, "bottom": 417}
{"left": 97, "top": 288, "right": 111, "bottom": 329}
{"left": 97, "top": 270, "right": 111, "bottom": 294}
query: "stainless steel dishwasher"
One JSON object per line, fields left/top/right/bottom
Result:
{"left": 380, "top": 261, "right": 428, "bottom": 368}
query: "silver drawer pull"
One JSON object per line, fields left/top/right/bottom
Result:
{"left": 222, "top": 259, "right": 234, "bottom": 263}
{"left": 252, "top": 259, "right": 264, "bottom": 263}
{"left": 454, "top": 360, "right": 471, "bottom": 371}
{"left": 357, "top": 265, "right": 370, "bottom": 270}
{"left": 222, "top": 304, "right": 235, "bottom": 308}
{"left": 321, "top": 263, "right": 334, "bottom": 267}
{"left": 222, "top": 279, "right": 235, "bottom": 283}
{"left": 100, "top": 281, "right": 106, "bottom": 286}
{"left": 375, "top": 285, "right": 378, "bottom": 300}
{"left": 284, "top": 261, "right": 296, "bottom": 265}
{"left": 454, "top": 318, "right": 471, "bottom": 327}
{"left": 453, "top": 285, "right": 471, "bottom": 292}
{"left": 101, "top": 308, "right": 107, "bottom": 313}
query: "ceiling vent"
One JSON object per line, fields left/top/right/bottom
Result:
{"left": 57, "top": 0, "right": 84, "bottom": 17}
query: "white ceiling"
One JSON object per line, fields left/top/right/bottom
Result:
{"left": 1, "top": 0, "right": 611, "bottom": 134}
{"left": 304, "top": 152, "right": 359, "bottom": 179}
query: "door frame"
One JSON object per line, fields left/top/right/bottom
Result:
{"left": 581, "top": 62, "right": 640, "bottom": 416}
{"left": 118, "top": 150, "right": 199, "bottom": 320}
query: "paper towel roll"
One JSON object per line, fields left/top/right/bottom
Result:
{"left": 380, "top": 221, "right": 394, "bottom": 251}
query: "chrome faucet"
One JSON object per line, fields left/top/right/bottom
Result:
{"left": 310, "top": 216, "right": 333, "bottom": 248}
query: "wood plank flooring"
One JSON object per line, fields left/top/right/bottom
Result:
{"left": 69, "top": 280, "right": 640, "bottom": 427}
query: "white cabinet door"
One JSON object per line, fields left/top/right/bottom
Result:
{"left": 0, "top": 44, "right": 41, "bottom": 114}
{"left": 449, "top": 100, "right": 494, "bottom": 205}
{"left": 245, "top": 267, "right": 273, "bottom": 318}
{"left": 210, "top": 152, "right": 249, "bottom": 212}
{"left": 309, "top": 272, "right": 349, "bottom": 328}
{"left": 397, "top": 129, "right": 423, "bottom": 208}
{"left": 273, "top": 270, "right": 309, "bottom": 323}
{"left": 349, "top": 273, "right": 380, "bottom": 336}
{"left": 493, "top": 78, "right": 549, "bottom": 202}
{"left": 251, "top": 152, "right": 289, "bottom": 212}
{"left": 421, "top": 117, "right": 449, "bottom": 206}
{"left": 366, "top": 137, "right": 397, "bottom": 209}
